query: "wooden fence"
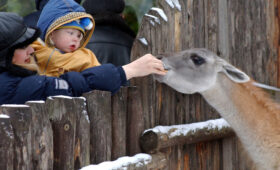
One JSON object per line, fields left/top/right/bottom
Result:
{"left": 0, "top": 88, "right": 237, "bottom": 170}
{"left": 0, "top": 87, "right": 147, "bottom": 170}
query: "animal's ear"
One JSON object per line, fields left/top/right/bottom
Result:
{"left": 222, "top": 64, "right": 250, "bottom": 83}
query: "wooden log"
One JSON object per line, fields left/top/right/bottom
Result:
{"left": 26, "top": 101, "right": 53, "bottom": 170}
{"left": 111, "top": 87, "right": 128, "bottom": 160}
{"left": 127, "top": 86, "right": 145, "bottom": 156}
{"left": 80, "top": 152, "right": 168, "bottom": 170}
{"left": 46, "top": 96, "right": 77, "bottom": 170}
{"left": 72, "top": 97, "right": 90, "bottom": 170}
{"left": 140, "top": 118, "right": 234, "bottom": 153}
{"left": 83, "top": 90, "right": 112, "bottom": 164}
{"left": 0, "top": 114, "right": 14, "bottom": 170}
{"left": 1, "top": 105, "right": 33, "bottom": 170}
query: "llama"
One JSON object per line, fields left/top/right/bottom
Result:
{"left": 154, "top": 48, "right": 280, "bottom": 170}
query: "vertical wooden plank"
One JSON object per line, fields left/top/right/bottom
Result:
{"left": 1, "top": 105, "right": 33, "bottom": 170}
{"left": 46, "top": 96, "right": 77, "bottom": 170}
{"left": 127, "top": 86, "right": 145, "bottom": 156}
{"left": 0, "top": 115, "right": 14, "bottom": 170}
{"left": 26, "top": 101, "right": 53, "bottom": 170}
{"left": 111, "top": 87, "right": 128, "bottom": 160}
{"left": 72, "top": 98, "right": 90, "bottom": 170}
{"left": 83, "top": 90, "right": 112, "bottom": 164}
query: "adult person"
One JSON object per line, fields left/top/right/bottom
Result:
{"left": 83, "top": 0, "right": 136, "bottom": 66}
{"left": 0, "top": 12, "right": 166, "bottom": 105}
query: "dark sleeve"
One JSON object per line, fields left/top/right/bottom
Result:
{"left": 12, "top": 75, "right": 73, "bottom": 104}
{"left": 81, "top": 64, "right": 127, "bottom": 94}
{"left": 59, "top": 71, "right": 91, "bottom": 96}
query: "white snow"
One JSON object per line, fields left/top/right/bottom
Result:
{"left": 138, "top": 38, "right": 148, "bottom": 46}
{"left": 82, "top": 110, "right": 90, "bottom": 123}
{"left": 149, "top": 20, "right": 155, "bottom": 26}
{"left": 165, "top": 0, "right": 181, "bottom": 11}
{"left": 0, "top": 114, "right": 10, "bottom": 119}
{"left": 145, "top": 14, "right": 161, "bottom": 24}
{"left": 144, "top": 118, "right": 230, "bottom": 138}
{"left": 48, "top": 95, "right": 73, "bottom": 100}
{"left": 26, "top": 100, "right": 45, "bottom": 104}
{"left": 1, "top": 104, "right": 29, "bottom": 108}
{"left": 81, "top": 153, "right": 152, "bottom": 170}
{"left": 151, "top": 7, "right": 168, "bottom": 22}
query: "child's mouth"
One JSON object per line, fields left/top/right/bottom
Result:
{"left": 70, "top": 45, "right": 76, "bottom": 50}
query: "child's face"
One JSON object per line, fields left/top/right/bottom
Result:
{"left": 12, "top": 45, "right": 35, "bottom": 65}
{"left": 50, "top": 28, "right": 83, "bottom": 53}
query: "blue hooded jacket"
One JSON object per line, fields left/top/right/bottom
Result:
{"left": 37, "top": 0, "right": 85, "bottom": 40}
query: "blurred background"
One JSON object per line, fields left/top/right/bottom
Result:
{"left": 0, "top": 0, "right": 157, "bottom": 34}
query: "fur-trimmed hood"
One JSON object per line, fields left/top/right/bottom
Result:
{"left": 37, "top": 0, "right": 94, "bottom": 48}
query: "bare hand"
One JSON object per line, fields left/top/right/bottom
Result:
{"left": 122, "top": 54, "right": 166, "bottom": 80}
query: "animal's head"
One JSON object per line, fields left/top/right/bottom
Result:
{"left": 154, "top": 48, "right": 250, "bottom": 94}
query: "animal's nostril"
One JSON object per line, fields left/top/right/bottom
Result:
{"left": 156, "top": 55, "right": 163, "bottom": 60}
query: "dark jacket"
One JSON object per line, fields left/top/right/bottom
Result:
{"left": 86, "top": 13, "right": 135, "bottom": 66}
{"left": 0, "top": 12, "right": 127, "bottom": 105}
{"left": 0, "top": 64, "right": 127, "bottom": 104}
{"left": 83, "top": 0, "right": 136, "bottom": 66}
{"left": 23, "top": 0, "right": 49, "bottom": 27}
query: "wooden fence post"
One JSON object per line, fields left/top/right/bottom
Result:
{"left": 46, "top": 96, "right": 77, "bottom": 170}
{"left": 26, "top": 101, "right": 53, "bottom": 170}
{"left": 111, "top": 87, "right": 128, "bottom": 160}
{"left": 84, "top": 90, "right": 112, "bottom": 164}
{"left": 72, "top": 97, "right": 90, "bottom": 170}
{"left": 127, "top": 86, "right": 145, "bottom": 156}
{"left": 0, "top": 114, "right": 14, "bottom": 170}
{"left": 1, "top": 105, "right": 33, "bottom": 170}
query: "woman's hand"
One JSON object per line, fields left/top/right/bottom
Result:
{"left": 122, "top": 54, "right": 166, "bottom": 80}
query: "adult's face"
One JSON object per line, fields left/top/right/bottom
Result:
{"left": 12, "top": 45, "right": 35, "bottom": 65}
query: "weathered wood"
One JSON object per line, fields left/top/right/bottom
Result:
{"left": 83, "top": 90, "right": 112, "bottom": 164}
{"left": 127, "top": 86, "right": 145, "bottom": 156}
{"left": 72, "top": 97, "right": 90, "bottom": 170}
{"left": 0, "top": 115, "right": 14, "bottom": 170}
{"left": 1, "top": 105, "right": 33, "bottom": 170}
{"left": 26, "top": 101, "right": 53, "bottom": 170}
{"left": 140, "top": 119, "right": 234, "bottom": 153}
{"left": 46, "top": 96, "right": 77, "bottom": 170}
{"left": 111, "top": 87, "right": 128, "bottom": 160}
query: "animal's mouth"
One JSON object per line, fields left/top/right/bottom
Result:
{"left": 163, "top": 63, "right": 171, "bottom": 72}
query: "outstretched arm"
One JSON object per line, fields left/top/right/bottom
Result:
{"left": 122, "top": 54, "right": 166, "bottom": 80}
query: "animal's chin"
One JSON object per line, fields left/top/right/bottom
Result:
{"left": 153, "top": 74, "right": 165, "bottom": 83}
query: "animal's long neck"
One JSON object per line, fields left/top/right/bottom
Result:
{"left": 201, "top": 73, "right": 280, "bottom": 168}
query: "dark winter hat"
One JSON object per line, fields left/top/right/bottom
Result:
{"left": 0, "top": 12, "right": 40, "bottom": 75}
{"left": 83, "top": 0, "right": 125, "bottom": 15}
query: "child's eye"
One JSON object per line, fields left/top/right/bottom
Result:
{"left": 67, "top": 31, "right": 74, "bottom": 35}
{"left": 78, "top": 34, "right": 83, "bottom": 41}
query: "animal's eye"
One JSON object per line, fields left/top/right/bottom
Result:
{"left": 190, "top": 54, "right": 205, "bottom": 66}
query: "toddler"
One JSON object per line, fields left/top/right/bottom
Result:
{"left": 32, "top": 0, "right": 100, "bottom": 76}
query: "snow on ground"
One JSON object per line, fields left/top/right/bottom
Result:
{"left": 81, "top": 153, "right": 152, "bottom": 170}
